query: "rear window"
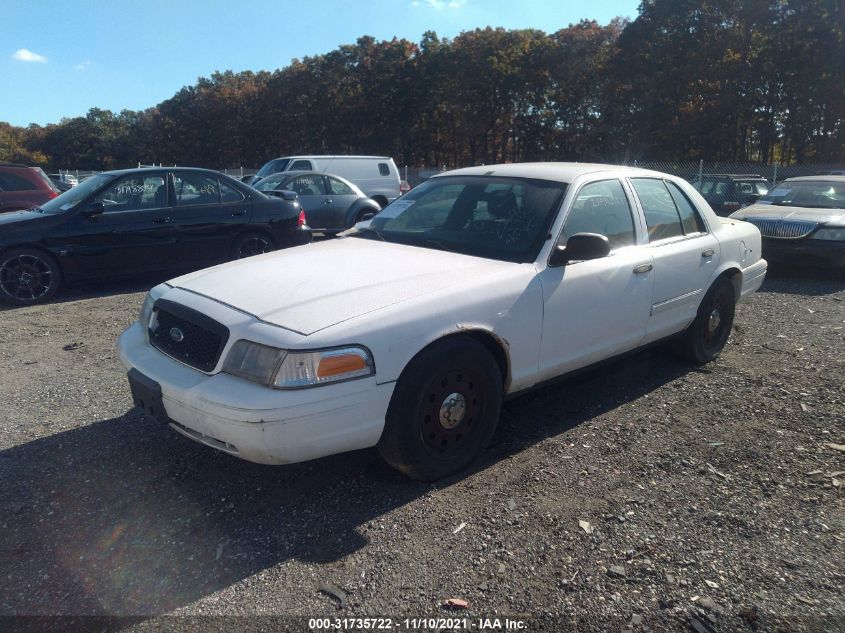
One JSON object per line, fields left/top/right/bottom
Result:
{"left": 378, "top": 163, "right": 390, "bottom": 176}
{"left": 0, "top": 172, "right": 37, "bottom": 191}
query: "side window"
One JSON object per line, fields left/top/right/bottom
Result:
{"left": 95, "top": 175, "right": 167, "bottom": 212}
{"left": 289, "top": 160, "right": 312, "bottom": 171}
{"left": 220, "top": 180, "right": 245, "bottom": 203}
{"left": 665, "top": 181, "right": 705, "bottom": 234}
{"left": 0, "top": 173, "right": 36, "bottom": 191}
{"left": 173, "top": 172, "right": 220, "bottom": 207}
{"left": 289, "top": 175, "right": 327, "bottom": 196}
{"left": 378, "top": 163, "right": 390, "bottom": 176}
{"left": 560, "top": 179, "right": 636, "bottom": 249}
{"left": 327, "top": 177, "right": 354, "bottom": 195}
{"left": 631, "top": 178, "right": 684, "bottom": 242}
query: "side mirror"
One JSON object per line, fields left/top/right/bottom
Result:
{"left": 281, "top": 189, "right": 298, "bottom": 202}
{"left": 84, "top": 201, "right": 105, "bottom": 219}
{"left": 549, "top": 232, "right": 611, "bottom": 267}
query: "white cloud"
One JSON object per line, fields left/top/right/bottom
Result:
{"left": 412, "top": 0, "right": 466, "bottom": 9}
{"left": 11, "top": 48, "right": 47, "bottom": 63}
{"left": 73, "top": 60, "right": 92, "bottom": 71}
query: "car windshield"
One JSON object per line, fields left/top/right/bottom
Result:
{"left": 759, "top": 181, "right": 845, "bottom": 209}
{"left": 353, "top": 176, "right": 567, "bottom": 263}
{"left": 253, "top": 175, "right": 291, "bottom": 191}
{"left": 255, "top": 159, "right": 291, "bottom": 180}
{"left": 38, "top": 174, "right": 112, "bottom": 214}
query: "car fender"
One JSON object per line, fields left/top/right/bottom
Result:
{"left": 345, "top": 198, "right": 382, "bottom": 227}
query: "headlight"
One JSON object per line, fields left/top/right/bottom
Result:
{"left": 139, "top": 284, "right": 170, "bottom": 332}
{"left": 810, "top": 227, "right": 845, "bottom": 241}
{"left": 222, "top": 341, "right": 374, "bottom": 389}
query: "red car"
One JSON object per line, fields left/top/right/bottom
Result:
{"left": 0, "top": 164, "right": 60, "bottom": 213}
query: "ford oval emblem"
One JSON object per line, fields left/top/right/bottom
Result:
{"left": 169, "top": 327, "right": 185, "bottom": 343}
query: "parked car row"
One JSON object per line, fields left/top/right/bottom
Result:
{"left": 0, "top": 167, "right": 310, "bottom": 304}
{"left": 729, "top": 176, "right": 845, "bottom": 268}
{"left": 246, "top": 155, "right": 401, "bottom": 209}
{"left": 0, "top": 163, "right": 61, "bottom": 213}
{"left": 118, "top": 162, "right": 768, "bottom": 480}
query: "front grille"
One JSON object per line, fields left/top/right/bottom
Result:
{"left": 745, "top": 218, "right": 818, "bottom": 239}
{"left": 149, "top": 299, "right": 229, "bottom": 372}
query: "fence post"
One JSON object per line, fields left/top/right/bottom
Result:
{"left": 772, "top": 162, "right": 778, "bottom": 185}
{"left": 698, "top": 159, "right": 703, "bottom": 184}
{"left": 240, "top": 166, "right": 244, "bottom": 178}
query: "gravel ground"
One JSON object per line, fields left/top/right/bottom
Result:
{"left": 0, "top": 266, "right": 843, "bottom": 633}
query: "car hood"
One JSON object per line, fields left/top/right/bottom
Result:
{"left": 732, "top": 203, "right": 845, "bottom": 225}
{"left": 168, "top": 238, "right": 519, "bottom": 335}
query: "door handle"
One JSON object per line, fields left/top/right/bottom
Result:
{"left": 701, "top": 248, "right": 715, "bottom": 258}
{"left": 152, "top": 216, "right": 173, "bottom": 224}
{"left": 633, "top": 263, "right": 653, "bottom": 274}
{"left": 231, "top": 210, "right": 247, "bottom": 217}
{"left": 324, "top": 199, "right": 333, "bottom": 205}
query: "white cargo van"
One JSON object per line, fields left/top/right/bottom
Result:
{"left": 250, "top": 156, "right": 400, "bottom": 208}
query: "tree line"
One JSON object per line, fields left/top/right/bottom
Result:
{"left": 1, "top": 0, "right": 842, "bottom": 171}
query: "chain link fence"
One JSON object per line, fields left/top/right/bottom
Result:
{"left": 54, "top": 162, "right": 845, "bottom": 188}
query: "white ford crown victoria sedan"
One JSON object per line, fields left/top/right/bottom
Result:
{"left": 119, "top": 163, "right": 767, "bottom": 480}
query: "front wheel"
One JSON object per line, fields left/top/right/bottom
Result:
{"left": 378, "top": 336, "right": 503, "bottom": 481}
{"left": 0, "top": 248, "right": 62, "bottom": 305}
{"left": 674, "top": 277, "right": 736, "bottom": 364}
{"left": 232, "top": 233, "right": 276, "bottom": 260}
{"left": 353, "top": 208, "right": 379, "bottom": 225}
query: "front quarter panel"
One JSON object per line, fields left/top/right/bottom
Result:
{"left": 304, "top": 264, "right": 543, "bottom": 394}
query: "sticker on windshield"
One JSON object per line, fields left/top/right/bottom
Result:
{"left": 377, "top": 198, "right": 415, "bottom": 218}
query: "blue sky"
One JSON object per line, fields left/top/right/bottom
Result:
{"left": 0, "top": 0, "right": 639, "bottom": 127}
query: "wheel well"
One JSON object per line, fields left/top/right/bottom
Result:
{"left": 234, "top": 229, "right": 275, "bottom": 246}
{"left": 410, "top": 331, "right": 510, "bottom": 389}
{"left": 0, "top": 244, "right": 61, "bottom": 269}
{"left": 718, "top": 267, "right": 742, "bottom": 300}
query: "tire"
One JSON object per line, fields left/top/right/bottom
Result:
{"left": 673, "top": 277, "right": 736, "bottom": 364}
{"left": 354, "top": 207, "right": 379, "bottom": 225}
{"left": 372, "top": 196, "right": 388, "bottom": 209}
{"left": 377, "top": 336, "right": 503, "bottom": 481}
{"left": 232, "top": 232, "right": 276, "bottom": 260}
{"left": 0, "top": 247, "right": 62, "bottom": 306}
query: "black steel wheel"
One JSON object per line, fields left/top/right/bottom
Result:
{"left": 0, "top": 248, "right": 62, "bottom": 305}
{"left": 378, "top": 335, "right": 503, "bottom": 481}
{"left": 232, "top": 233, "right": 275, "bottom": 260}
{"left": 674, "top": 277, "right": 736, "bottom": 364}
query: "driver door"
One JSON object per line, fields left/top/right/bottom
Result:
{"left": 536, "top": 178, "right": 654, "bottom": 380}
{"left": 64, "top": 172, "right": 178, "bottom": 277}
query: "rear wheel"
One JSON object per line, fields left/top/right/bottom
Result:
{"left": 674, "top": 277, "right": 736, "bottom": 363}
{"left": 378, "top": 336, "right": 503, "bottom": 481}
{"left": 0, "top": 248, "right": 62, "bottom": 305}
{"left": 354, "top": 208, "right": 379, "bottom": 225}
{"left": 232, "top": 233, "right": 275, "bottom": 260}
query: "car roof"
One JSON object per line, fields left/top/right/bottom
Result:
{"left": 268, "top": 155, "right": 393, "bottom": 161}
{"left": 784, "top": 175, "right": 845, "bottom": 183}
{"left": 100, "top": 166, "right": 224, "bottom": 177}
{"left": 435, "top": 162, "right": 673, "bottom": 184}
{"left": 698, "top": 173, "right": 767, "bottom": 180}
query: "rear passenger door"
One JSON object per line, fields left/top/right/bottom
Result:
{"left": 172, "top": 171, "right": 252, "bottom": 266}
{"left": 287, "top": 174, "right": 331, "bottom": 229}
{"left": 629, "top": 178, "right": 719, "bottom": 343}
{"left": 325, "top": 176, "right": 359, "bottom": 228}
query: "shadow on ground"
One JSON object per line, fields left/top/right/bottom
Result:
{"left": 759, "top": 263, "right": 845, "bottom": 296}
{"left": 0, "top": 347, "right": 691, "bottom": 624}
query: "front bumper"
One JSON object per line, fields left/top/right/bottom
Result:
{"left": 762, "top": 238, "right": 845, "bottom": 268}
{"left": 118, "top": 322, "right": 394, "bottom": 465}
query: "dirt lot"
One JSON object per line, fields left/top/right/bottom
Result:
{"left": 1, "top": 267, "right": 843, "bottom": 633}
